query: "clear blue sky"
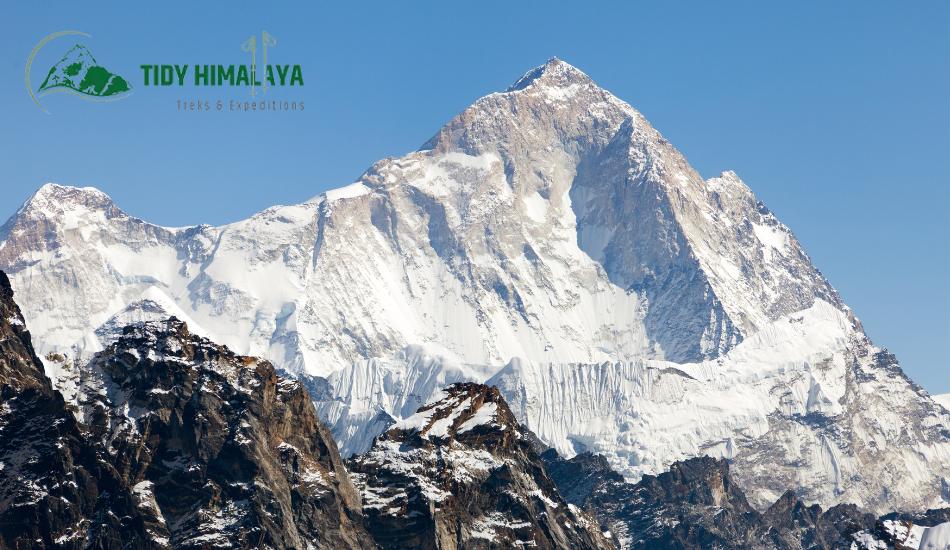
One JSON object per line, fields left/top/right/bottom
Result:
{"left": 2, "top": 2, "right": 948, "bottom": 392}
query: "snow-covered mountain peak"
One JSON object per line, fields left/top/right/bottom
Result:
{"left": 18, "top": 182, "right": 115, "bottom": 219}
{"left": 420, "top": 57, "right": 648, "bottom": 161}
{"left": 506, "top": 57, "right": 594, "bottom": 92}
{"left": 1, "top": 60, "right": 848, "bottom": 371}
{"left": 2, "top": 59, "right": 947, "bottom": 515}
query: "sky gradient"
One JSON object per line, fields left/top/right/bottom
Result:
{"left": 2, "top": 1, "right": 948, "bottom": 392}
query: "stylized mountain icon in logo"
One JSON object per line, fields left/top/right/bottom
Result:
{"left": 37, "top": 44, "right": 131, "bottom": 97}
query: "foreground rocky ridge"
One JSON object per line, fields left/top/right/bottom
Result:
{"left": 0, "top": 271, "right": 374, "bottom": 549}
{"left": 76, "top": 317, "right": 374, "bottom": 548}
{"left": 0, "top": 271, "right": 155, "bottom": 549}
{"left": 349, "top": 383, "right": 611, "bottom": 549}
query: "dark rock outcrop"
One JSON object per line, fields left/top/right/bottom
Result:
{"left": 0, "top": 271, "right": 155, "bottom": 549}
{"left": 78, "top": 317, "right": 376, "bottom": 549}
{"left": 349, "top": 383, "right": 613, "bottom": 549}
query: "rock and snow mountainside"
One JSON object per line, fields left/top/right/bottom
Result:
{"left": 1, "top": 59, "right": 949, "bottom": 514}
{"left": 349, "top": 383, "right": 612, "bottom": 550}
{"left": 1, "top": 270, "right": 948, "bottom": 549}
{"left": 0, "top": 270, "right": 376, "bottom": 549}
{"left": 2, "top": 271, "right": 607, "bottom": 549}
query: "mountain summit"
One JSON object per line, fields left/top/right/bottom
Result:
{"left": 1, "top": 59, "right": 948, "bottom": 514}
{"left": 506, "top": 57, "right": 594, "bottom": 91}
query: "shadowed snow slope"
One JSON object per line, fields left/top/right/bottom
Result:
{"left": 2, "top": 58, "right": 948, "bottom": 514}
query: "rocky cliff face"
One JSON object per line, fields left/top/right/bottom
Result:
{"left": 76, "top": 317, "right": 375, "bottom": 549}
{"left": 349, "top": 383, "right": 612, "bottom": 550}
{"left": 0, "top": 271, "right": 155, "bottom": 549}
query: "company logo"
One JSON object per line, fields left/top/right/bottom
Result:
{"left": 26, "top": 31, "right": 132, "bottom": 113}
{"left": 26, "top": 30, "right": 304, "bottom": 114}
